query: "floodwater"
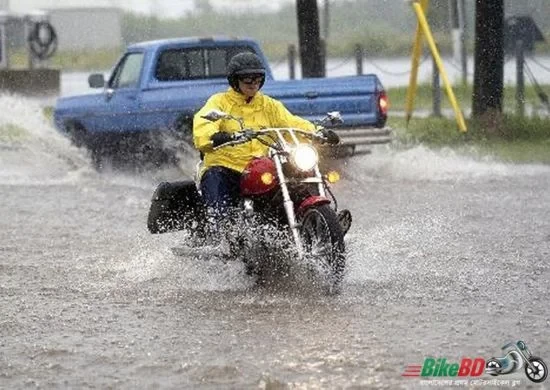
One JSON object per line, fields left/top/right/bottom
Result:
{"left": 1, "top": 94, "right": 550, "bottom": 389}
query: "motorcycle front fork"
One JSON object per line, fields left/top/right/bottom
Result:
{"left": 243, "top": 196, "right": 304, "bottom": 258}
{"left": 273, "top": 156, "right": 304, "bottom": 257}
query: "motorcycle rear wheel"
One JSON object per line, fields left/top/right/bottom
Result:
{"left": 485, "top": 358, "right": 501, "bottom": 376}
{"left": 299, "top": 204, "right": 346, "bottom": 294}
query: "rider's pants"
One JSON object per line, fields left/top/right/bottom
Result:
{"left": 200, "top": 166, "right": 242, "bottom": 235}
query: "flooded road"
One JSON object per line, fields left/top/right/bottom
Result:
{"left": 1, "top": 95, "right": 550, "bottom": 389}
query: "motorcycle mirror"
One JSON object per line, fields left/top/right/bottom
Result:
{"left": 201, "top": 110, "right": 230, "bottom": 122}
{"left": 326, "top": 111, "right": 343, "bottom": 125}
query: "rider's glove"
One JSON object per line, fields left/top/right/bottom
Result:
{"left": 316, "top": 128, "right": 340, "bottom": 145}
{"left": 210, "top": 132, "right": 234, "bottom": 147}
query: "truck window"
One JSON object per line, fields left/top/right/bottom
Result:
{"left": 155, "top": 46, "right": 255, "bottom": 81}
{"left": 110, "top": 52, "right": 144, "bottom": 89}
{"left": 155, "top": 49, "right": 204, "bottom": 81}
{"left": 206, "top": 47, "right": 255, "bottom": 78}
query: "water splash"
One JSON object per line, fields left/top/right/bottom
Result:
{"left": 0, "top": 94, "right": 92, "bottom": 185}
{"left": 349, "top": 145, "right": 550, "bottom": 182}
{"left": 0, "top": 94, "right": 199, "bottom": 189}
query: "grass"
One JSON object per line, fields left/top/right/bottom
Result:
{"left": 386, "top": 83, "right": 550, "bottom": 113}
{"left": 388, "top": 114, "right": 550, "bottom": 164}
{"left": 8, "top": 48, "right": 122, "bottom": 71}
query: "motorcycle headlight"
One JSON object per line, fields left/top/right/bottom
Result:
{"left": 292, "top": 144, "right": 318, "bottom": 171}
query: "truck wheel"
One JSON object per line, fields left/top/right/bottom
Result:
{"left": 66, "top": 123, "right": 87, "bottom": 148}
{"left": 90, "top": 148, "right": 106, "bottom": 171}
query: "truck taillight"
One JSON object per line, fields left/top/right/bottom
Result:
{"left": 378, "top": 92, "right": 389, "bottom": 116}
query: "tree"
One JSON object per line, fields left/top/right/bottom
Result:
{"left": 194, "top": 0, "right": 213, "bottom": 15}
{"left": 296, "top": 0, "right": 324, "bottom": 78}
{"left": 472, "top": 0, "right": 504, "bottom": 117}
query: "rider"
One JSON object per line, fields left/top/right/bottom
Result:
{"left": 193, "top": 52, "right": 339, "bottom": 220}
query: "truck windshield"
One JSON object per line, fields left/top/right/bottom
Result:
{"left": 155, "top": 46, "right": 255, "bottom": 81}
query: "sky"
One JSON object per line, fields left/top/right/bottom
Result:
{"left": 1, "top": 0, "right": 300, "bottom": 17}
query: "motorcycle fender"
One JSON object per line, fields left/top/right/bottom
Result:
{"left": 297, "top": 196, "right": 331, "bottom": 216}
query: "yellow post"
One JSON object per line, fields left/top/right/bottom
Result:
{"left": 405, "top": 0, "right": 429, "bottom": 127}
{"left": 412, "top": 1, "right": 468, "bottom": 132}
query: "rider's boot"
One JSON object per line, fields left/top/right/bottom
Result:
{"left": 337, "top": 209, "right": 352, "bottom": 235}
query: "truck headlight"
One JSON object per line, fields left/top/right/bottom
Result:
{"left": 292, "top": 144, "right": 318, "bottom": 171}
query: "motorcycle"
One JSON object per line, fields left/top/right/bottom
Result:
{"left": 146, "top": 110, "right": 352, "bottom": 293}
{"left": 485, "top": 340, "right": 547, "bottom": 383}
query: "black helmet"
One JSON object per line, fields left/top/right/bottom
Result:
{"left": 227, "top": 52, "right": 266, "bottom": 91}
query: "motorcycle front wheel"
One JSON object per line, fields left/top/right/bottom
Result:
{"left": 299, "top": 204, "right": 346, "bottom": 294}
{"left": 525, "top": 357, "right": 548, "bottom": 383}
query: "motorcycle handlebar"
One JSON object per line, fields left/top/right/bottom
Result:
{"left": 211, "top": 128, "right": 326, "bottom": 150}
{"left": 501, "top": 342, "right": 516, "bottom": 350}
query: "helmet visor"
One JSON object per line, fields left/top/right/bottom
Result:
{"left": 238, "top": 74, "right": 265, "bottom": 85}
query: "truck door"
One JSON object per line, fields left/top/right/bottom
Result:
{"left": 85, "top": 52, "right": 144, "bottom": 133}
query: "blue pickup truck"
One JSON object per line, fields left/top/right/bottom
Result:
{"left": 54, "top": 37, "right": 390, "bottom": 165}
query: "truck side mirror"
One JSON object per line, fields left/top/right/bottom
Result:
{"left": 88, "top": 73, "right": 105, "bottom": 88}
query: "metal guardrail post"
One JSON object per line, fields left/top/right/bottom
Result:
{"left": 0, "top": 16, "right": 7, "bottom": 69}
{"left": 432, "top": 54, "right": 442, "bottom": 117}
{"left": 515, "top": 39, "right": 525, "bottom": 117}
{"left": 355, "top": 43, "right": 363, "bottom": 75}
{"left": 288, "top": 44, "right": 296, "bottom": 80}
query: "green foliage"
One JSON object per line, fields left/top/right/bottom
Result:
{"left": 8, "top": 48, "right": 123, "bottom": 71}
{"left": 391, "top": 114, "right": 550, "bottom": 143}
{"left": 471, "top": 114, "right": 550, "bottom": 141}
{"left": 118, "top": 0, "right": 454, "bottom": 59}
{"left": 50, "top": 49, "right": 123, "bottom": 71}
{"left": 11, "top": 0, "right": 545, "bottom": 70}
{"left": 390, "top": 116, "right": 469, "bottom": 146}
{"left": 387, "top": 83, "right": 550, "bottom": 113}
{"left": 387, "top": 83, "right": 471, "bottom": 112}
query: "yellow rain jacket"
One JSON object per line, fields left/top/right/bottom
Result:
{"left": 193, "top": 88, "right": 316, "bottom": 174}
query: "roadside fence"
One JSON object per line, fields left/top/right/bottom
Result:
{"left": 273, "top": 43, "right": 550, "bottom": 117}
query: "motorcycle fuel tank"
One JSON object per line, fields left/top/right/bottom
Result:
{"left": 240, "top": 157, "right": 278, "bottom": 196}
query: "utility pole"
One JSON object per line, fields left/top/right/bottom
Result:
{"left": 472, "top": 0, "right": 504, "bottom": 117}
{"left": 296, "top": 0, "right": 325, "bottom": 78}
